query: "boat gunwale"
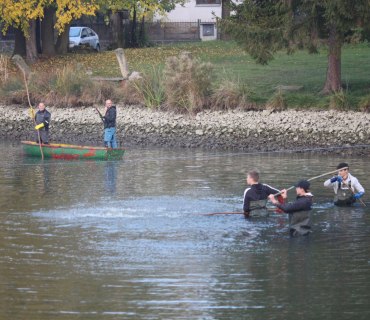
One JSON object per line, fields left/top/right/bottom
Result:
{"left": 21, "top": 141, "right": 125, "bottom": 151}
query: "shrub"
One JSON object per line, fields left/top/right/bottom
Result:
{"left": 121, "top": 79, "right": 145, "bottom": 105}
{"left": 358, "top": 94, "right": 370, "bottom": 112}
{"left": 130, "top": 67, "right": 165, "bottom": 108}
{"left": 28, "top": 72, "right": 57, "bottom": 100}
{"left": 95, "top": 80, "right": 125, "bottom": 104}
{"left": 329, "top": 89, "right": 350, "bottom": 111}
{"left": 0, "top": 75, "right": 26, "bottom": 104}
{"left": 163, "top": 51, "right": 213, "bottom": 113}
{"left": 55, "top": 64, "right": 93, "bottom": 97}
{"left": 210, "top": 80, "right": 255, "bottom": 110}
{"left": 0, "top": 63, "right": 124, "bottom": 107}
{"left": 266, "top": 89, "right": 287, "bottom": 111}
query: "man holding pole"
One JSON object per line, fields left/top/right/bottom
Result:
{"left": 96, "top": 99, "right": 117, "bottom": 148}
{"left": 269, "top": 180, "right": 313, "bottom": 237}
{"left": 34, "top": 102, "right": 51, "bottom": 144}
{"left": 324, "top": 162, "right": 365, "bottom": 206}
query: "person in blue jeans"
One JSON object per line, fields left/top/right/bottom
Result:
{"left": 96, "top": 99, "right": 117, "bottom": 148}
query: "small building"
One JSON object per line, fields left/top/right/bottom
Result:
{"left": 154, "top": 0, "right": 223, "bottom": 41}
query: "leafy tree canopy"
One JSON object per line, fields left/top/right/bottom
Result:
{"left": 0, "top": 0, "right": 186, "bottom": 35}
{"left": 0, "top": 0, "right": 98, "bottom": 35}
{"left": 99, "top": 0, "right": 185, "bottom": 19}
{"left": 222, "top": 0, "right": 370, "bottom": 64}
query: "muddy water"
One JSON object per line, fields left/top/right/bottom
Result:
{"left": 1, "top": 141, "right": 369, "bottom": 319}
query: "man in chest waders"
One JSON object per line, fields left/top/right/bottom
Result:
{"left": 324, "top": 162, "right": 365, "bottom": 206}
{"left": 269, "top": 180, "right": 313, "bottom": 237}
{"left": 243, "top": 170, "right": 283, "bottom": 218}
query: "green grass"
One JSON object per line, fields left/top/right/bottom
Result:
{"left": 9, "top": 41, "right": 370, "bottom": 109}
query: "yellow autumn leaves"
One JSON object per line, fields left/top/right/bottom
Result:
{"left": 0, "top": 0, "right": 97, "bottom": 35}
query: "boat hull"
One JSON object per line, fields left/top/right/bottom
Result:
{"left": 21, "top": 141, "right": 125, "bottom": 160}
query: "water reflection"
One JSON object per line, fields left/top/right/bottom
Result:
{"left": 34, "top": 161, "right": 51, "bottom": 196}
{"left": 104, "top": 161, "right": 118, "bottom": 194}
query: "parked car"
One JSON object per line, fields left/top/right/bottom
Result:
{"left": 69, "top": 26, "right": 100, "bottom": 52}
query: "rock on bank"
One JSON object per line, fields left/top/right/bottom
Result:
{"left": 0, "top": 105, "right": 369, "bottom": 155}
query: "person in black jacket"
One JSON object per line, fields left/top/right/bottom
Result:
{"left": 34, "top": 102, "right": 51, "bottom": 144}
{"left": 96, "top": 99, "right": 117, "bottom": 148}
{"left": 243, "top": 170, "right": 283, "bottom": 218}
{"left": 269, "top": 180, "right": 313, "bottom": 237}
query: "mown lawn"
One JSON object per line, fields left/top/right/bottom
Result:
{"left": 26, "top": 41, "right": 370, "bottom": 109}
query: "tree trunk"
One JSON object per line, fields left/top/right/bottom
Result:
{"left": 13, "top": 28, "right": 26, "bottom": 57}
{"left": 322, "top": 25, "right": 342, "bottom": 93}
{"left": 111, "top": 11, "right": 124, "bottom": 49}
{"left": 55, "top": 24, "right": 70, "bottom": 54}
{"left": 36, "top": 19, "right": 43, "bottom": 54}
{"left": 220, "top": 0, "right": 231, "bottom": 40}
{"left": 131, "top": 6, "right": 138, "bottom": 47}
{"left": 221, "top": 0, "right": 231, "bottom": 19}
{"left": 139, "top": 16, "right": 145, "bottom": 46}
{"left": 26, "top": 20, "right": 38, "bottom": 63}
{"left": 41, "top": 6, "right": 56, "bottom": 56}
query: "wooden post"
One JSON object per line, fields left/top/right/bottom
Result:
{"left": 12, "top": 54, "right": 44, "bottom": 160}
{"left": 114, "top": 48, "right": 129, "bottom": 79}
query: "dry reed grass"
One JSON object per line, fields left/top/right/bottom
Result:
{"left": 0, "top": 63, "right": 123, "bottom": 107}
{"left": 163, "top": 51, "right": 213, "bottom": 113}
{"left": 210, "top": 80, "right": 257, "bottom": 110}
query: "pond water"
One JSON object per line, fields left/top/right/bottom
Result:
{"left": 0, "top": 140, "right": 369, "bottom": 319}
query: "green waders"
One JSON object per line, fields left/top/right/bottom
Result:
{"left": 249, "top": 199, "right": 269, "bottom": 217}
{"left": 334, "top": 186, "right": 355, "bottom": 206}
{"left": 289, "top": 211, "right": 311, "bottom": 237}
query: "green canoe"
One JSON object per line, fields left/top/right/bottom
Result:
{"left": 21, "top": 141, "right": 125, "bottom": 160}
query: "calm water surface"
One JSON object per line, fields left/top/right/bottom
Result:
{"left": 0, "top": 140, "right": 369, "bottom": 319}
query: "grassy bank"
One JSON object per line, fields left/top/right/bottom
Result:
{"left": 2, "top": 41, "right": 370, "bottom": 110}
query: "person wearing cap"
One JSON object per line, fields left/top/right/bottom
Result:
{"left": 243, "top": 170, "right": 283, "bottom": 218}
{"left": 323, "top": 162, "right": 365, "bottom": 206}
{"left": 268, "top": 180, "right": 313, "bottom": 237}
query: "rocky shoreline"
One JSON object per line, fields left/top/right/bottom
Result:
{"left": 1, "top": 105, "right": 369, "bottom": 155}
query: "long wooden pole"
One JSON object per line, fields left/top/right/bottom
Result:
{"left": 274, "top": 167, "right": 349, "bottom": 196}
{"left": 12, "top": 55, "right": 44, "bottom": 160}
{"left": 201, "top": 208, "right": 277, "bottom": 216}
{"left": 22, "top": 71, "right": 44, "bottom": 160}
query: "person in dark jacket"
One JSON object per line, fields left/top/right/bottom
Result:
{"left": 243, "top": 170, "right": 283, "bottom": 218}
{"left": 269, "top": 180, "right": 313, "bottom": 237}
{"left": 34, "top": 102, "right": 51, "bottom": 144}
{"left": 96, "top": 99, "right": 117, "bottom": 148}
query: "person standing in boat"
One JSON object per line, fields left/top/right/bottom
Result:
{"left": 269, "top": 180, "right": 313, "bottom": 237}
{"left": 96, "top": 99, "right": 117, "bottom": 148}
{"left": 243, "top": 170, "right": 283, "bottom": 218}
{"left": 323, "top": 162, "right": 365, "bottom": 206}
{"left": 34, "top": 102, "right": 51, "bottom": 144}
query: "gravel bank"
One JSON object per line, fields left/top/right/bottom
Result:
{"left": 1, "top": 105, "right": 369, "bottom": 155}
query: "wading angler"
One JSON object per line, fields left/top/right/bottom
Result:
{"left": 324, "top": 163, "right": 365, "bottom": 206}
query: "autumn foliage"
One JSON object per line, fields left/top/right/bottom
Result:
{"left": 0, "top": 0, "right": 98, "bottom": 35}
